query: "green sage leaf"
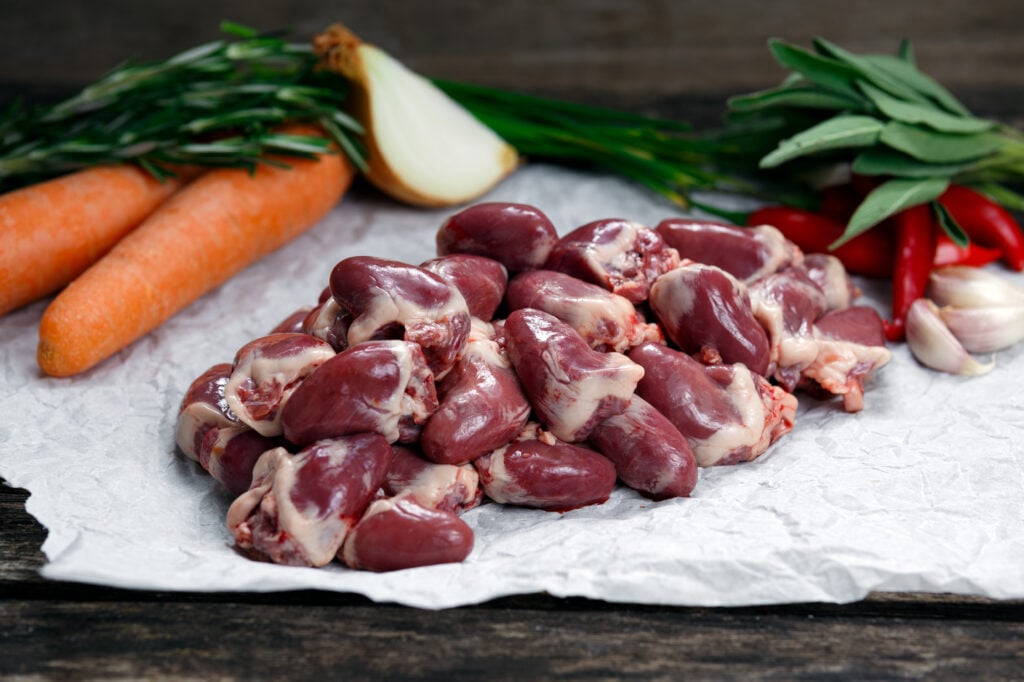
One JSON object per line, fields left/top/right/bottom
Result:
{"left": 812, "top": 37, "right": 930, "bottom": 106}
{"left": 879, "top": 120, "right": 1002, "bottom": 163}
{"left": 858, "top": 81, "right": 993, "bottom": 133}
{"left": 768, "top": 39, "right": 866, "bottom": 102}
{"left": 729, "top": 85, "right": 865, "bottom": 113}
{"left": 864, "top": 54, "right": 971, "bottom": 116}
{"left": 760, "top": 114, "right": 884, "bottom": 168}
{"left": 851, "top": 147, "right": 971, "bottom": 178}
{"left": 838, "top": 176, "right": 950, "bottom": 245}
{"left": 931, "top": 200, "right": 969, "bottom": 247}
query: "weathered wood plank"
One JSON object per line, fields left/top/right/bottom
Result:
{"left": 2, "top": 0, "right": 1024, "bottom": 97}
{"left": 2, "top": 598, "right": 1023, "bottom": 680}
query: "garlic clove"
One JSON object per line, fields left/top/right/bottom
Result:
{"left": 927, "top": 265, "right": 1024, "bottom": 309}
{"left": 905, "top": 299, "right": 994, "bottom": 376}
{"left": 938, "top": 304, "right": 1024, "bottom": 353}
{"left": 314, "top": 24, "right": 519, "bottom": 207}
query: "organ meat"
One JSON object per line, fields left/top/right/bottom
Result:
{"left": 656, "top": 219, "right": 800, "bottom": 282}
{"left": 435, "top": 202, "right": 559, "bottom": 273}
{"left": 330, "top": 255, "right": 471, "bottom": 376}
{"left": 800, "top": 305, "right": 892, "bottom": 413}
{"left": 503, "top": 308, "right": 644, "bottom": 442}
{"left": 648, "top": 262, "right": 772, "bottom": 376}
{"left": 223, "top": 333, "right": 336, "bottom": 437}
{"left": 544, "top": 218, "right": 680, "bottom": 303}
{"left": 176, "top": 363, "right": 279, "bottom": 494}
{"left": 280, "top": 340, "right": 438, "bottom": 446}
{"left": 384, "top": 445, "right": 483, "bottom": 514}
{"left": 474, "top": 423, "right": 617, "bottom": 511}
{"left": 341, "top": 493, "right": 475, "bottom": 572}
{"left": 628, "top": 342, "right": 796, "bottom": 466}
{"left": 505, "top": 269, "right": 662, "bottom": 352}
{"left": 227, "top": 433, "right": 392, "bottom": 567}
{"left": 800, "top": 253, "right": 858, "bottom": 312}
{"left": 420, "top": 321, "right": 531, "bottom": 465}
{"left": 420, "top": 254, "right": 509, "bottom": 321}
{"left": 748, "top": 267, "right": 829, "bottom": 391}
{"left": 588, "top": 395, "right": 699, "bottom": 500}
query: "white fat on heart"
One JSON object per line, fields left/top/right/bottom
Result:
{"left": 225, "top": 343, "right": 335, "bottom": 437}
{"left": 690, "top": 367, "right": 766, "bottom": 467}
{"left": 346, "top": 284, "right": 468, "bottom": 346}
{"left": 539, "top": 349, "right": 644, "bottom": 442}
{"left": 582, "top": 220, "right": 645, "bottom": 276}
{"left": 175, "top": 399, "right": 234, "bottom": 461}
{"left": 230, "top": 445, "right": 358, "bottom": 568}
{"left": 802, "top": 336, "right": 892, "bottom": 413}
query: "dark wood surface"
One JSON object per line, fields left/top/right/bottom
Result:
{"left": 4, "top": 3, "right": 1024, "bottom": 679}
{"left": 4, "top": 481, "right": 1024, "bottom": 680}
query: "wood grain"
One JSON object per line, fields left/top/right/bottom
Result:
{"left": 3, "top": 0, "right": 1024, "bottom": 98}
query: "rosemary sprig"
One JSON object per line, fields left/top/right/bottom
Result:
{"left": 0, "top": 22, "right": 745, "bottom": 211}
{"left": 0, "top": 22, "right": 367, "bottom": 190}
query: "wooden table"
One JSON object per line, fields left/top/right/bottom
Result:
{"left": 3, "top": 480, "right": 1023, "bottom": 679}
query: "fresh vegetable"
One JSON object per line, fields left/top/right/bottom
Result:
{"left": 0, "top": 164, "right": 189, "bottom": 316}
{"left": 0, "top": 22, "right": 730, "bottom": 211}
{"left": 937, "top": 185, "right": 1024, "bottom": 271}
{"left": 312, "top": 24, "right": 519, "bottom": 207}
{"left": 721, "top": 37, "right": 1024, "bottom": 245}
{"left": 37, "top": 125, "right": 353, "bottom": 377}
{"left": 886, "top": 204, "right": 937, "bottom": 341}
{"left": 0, "top": 23, "right": 366, "bottom": 191}
{"left": 745, "top": 205, "right": 894, "bottom": 277}
{"left": 932, "top": 232, "right": 1001, "bottom": 268}
{"left": 904, "top": 299, "right": 994, "bottom": 376}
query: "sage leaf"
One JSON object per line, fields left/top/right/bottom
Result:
{"left": 812, "top": 37, "right": 931, "bottom": 106}
{"left": 879, "top": 120, "right": 1002, "bottom": 163}
{"left": 838, "top": 176, "right": 949, "bottom": 245}
{"left": 760, "top": 114, "right": 884, "bottom": 168}
{"left": 865, "top": 54, "right": 971, "bottom": 116}
{"left": 931, "top": 200, "right": 969, "bottom": 248}
{"left": 852, "top": 147, "right": 970, "bottom": 178}
{"left": 729, "top": 85, "right": 865, "bottom": 113}
{"left": 858, "top": 81, "right": 993, "bottom": 133}
{"left": 768, "top": 39, "right": 866, "bottom": 102}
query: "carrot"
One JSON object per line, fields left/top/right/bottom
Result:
{"left": 37, "top": 125, "right": 354, "bottom": 377}
{"left": 0, "top": 165, "right": 188, "bottom": 316}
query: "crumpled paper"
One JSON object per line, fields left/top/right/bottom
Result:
{"left": 2, "top": 164, "right": 1023, "bottom": 610}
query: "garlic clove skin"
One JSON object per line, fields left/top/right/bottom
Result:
{"left": 927, "top": 265, "right": 1024, "bottom": 309}
{"left": 314, "top": 24, "right": 519, "bottom": 207}
{"left": 938, "top": 304, "right": 1024, "bottom": 353}
{"left": 905, "top": 299, "right": 994, "bottom": 376}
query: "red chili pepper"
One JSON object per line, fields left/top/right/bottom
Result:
{"left": 819, "top": 183, "right": 860, "bottom": 222}
{"left": 938, "top": 185, "right": 1024, "bottom": 271}
{"left": 886, "top": 204, "right": 937, "bottom": 342}
{"left": 933, "top": 232, "right": 1002, "bottom": 268}
{"left": 746, "top": 206, "right": 894, "bottom": 278}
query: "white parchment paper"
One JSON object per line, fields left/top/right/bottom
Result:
{"left": 2, "top": 164, "right": 1023, "bottom": 609}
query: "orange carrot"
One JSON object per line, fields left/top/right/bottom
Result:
{"left": 0, "top": 165, "right": 188, "bottom": 316}
{"left": 37, "top": 126, "right": 354, "bottom": 377}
